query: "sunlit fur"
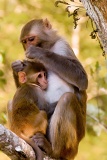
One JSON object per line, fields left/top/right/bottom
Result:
{"left": 13, "top": 18, "right": 88, "bottom": 160}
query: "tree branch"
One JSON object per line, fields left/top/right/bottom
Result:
{"left": 0, "top": 124, "right": 36, "bottom": 160}
{"left": 0, "top": 124, "right": 54, "bottom": 160}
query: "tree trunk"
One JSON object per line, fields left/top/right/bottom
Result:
{"left": 81, "top": 0, "right": 107, "bottom": 54}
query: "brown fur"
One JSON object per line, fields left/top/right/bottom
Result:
{"left": 8, "top": 61, "right": 49, "bottom": 160}
{"left": 11, "top": 18, "right": 88, "bottom": 160}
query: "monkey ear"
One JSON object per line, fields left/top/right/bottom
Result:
{"left": 18, "top": 71, "right": 27, "bottom": 84}
{"left": 43, "top": 18, "right": 52, "bottom": 29}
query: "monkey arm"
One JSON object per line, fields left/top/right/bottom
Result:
{"left": 26, "top": 46, "right": 88, "bottom": 91}
{"left": 12, "top": 71, "right": 20, "bottom": 88}
{"left": 11, "top": 60, "right": 24, "bottom": 87}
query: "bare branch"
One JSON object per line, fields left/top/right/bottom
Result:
{"left": 0, "top": 124, "right": 36, "bottom": 160}
{"left": 0, "top": 124, "right": 55, "bottom": 160}
{"left": 87, "top": 114, "right": 107, "bottom": 133}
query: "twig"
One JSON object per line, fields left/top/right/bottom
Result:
{"left": 87, "top": 113, "right": 107, "bottom": 133}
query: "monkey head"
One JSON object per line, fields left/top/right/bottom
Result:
{"left": 18, "top": 61, "right": 48, "bottom": 90}
{"left": 20, "top": 18, "right": 58, "bottom": 50}
{"left": 18, "top": 70, "right": 48, "bottom": 90}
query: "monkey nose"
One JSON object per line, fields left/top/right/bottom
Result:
{"left": 44, "top": 79, "right": 48, "bottom": 84}
{"left": 26, "top": 41, "right": 31, "bottom": 47}
{"left": 26, "top": 43, "right": 34, "bottom": 50}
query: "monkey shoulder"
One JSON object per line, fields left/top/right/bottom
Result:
{"left": 50, "top": 38, "right": 75, "bottom": 57}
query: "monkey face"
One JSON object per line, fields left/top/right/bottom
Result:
{"left": 27, "top": 71, "right": 48, "bottom": 90}
{"left": 37, "top": 71, "right": 48, "bottom": 90}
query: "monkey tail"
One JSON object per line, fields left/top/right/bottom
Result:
{"left": 21, "top": 133, "right": 44, "bottom": 160}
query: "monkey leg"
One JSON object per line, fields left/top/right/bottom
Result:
{"left": 49, "top": 92, "right": 83, "bottom": 160}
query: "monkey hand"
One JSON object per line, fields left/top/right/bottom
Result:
{"left": 11, "top": 60, "right": 24, "bottom": 72}
{"left": 26, "top": 45, "right": 47, "bottom": 60}
{"left": 31, "top": 133, "right": 52, "bottom": 156}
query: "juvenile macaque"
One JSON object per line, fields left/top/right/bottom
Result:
{"left": 11, "top": 19, "right": 88, "bottom": 159}
{"left": 9, "top": 61, "right": 50, "bottom": 160}
{"left": 18, "top": 60, "right": 48, "bottom": 90}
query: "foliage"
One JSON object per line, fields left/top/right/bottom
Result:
{"left": 55, "top": 0, "right": 107, "bottom": 135}
{"left": 55, "top": 0, "right": 105, "bottom": 55}
{"left": 87, "top": 61, "right": 107, "bottom": 135}
{"left": 55, "top": 0, "right": 83, "bottom": 28}
{"left": 0, "top": 0, "right": 107, "bottom": 159}
{"left": 0, "top": 0, "right": 106, "bottom": 135}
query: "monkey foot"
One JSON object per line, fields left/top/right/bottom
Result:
{"left": 31, "top": 133, "right": 52, "bottom": 156}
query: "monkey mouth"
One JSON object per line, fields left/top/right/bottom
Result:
{"left": 28, "top": 83, "right": 41, "bottom": 89}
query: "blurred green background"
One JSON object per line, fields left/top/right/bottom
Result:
{"left": 0, "top": 0, "right": 107, "bottom": 159}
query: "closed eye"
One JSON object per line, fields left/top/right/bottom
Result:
{"left": 28, "top": 36, "right": 35, "bottom": 42}
{"left": 21, "top": 36, "right": 36, "bottom": 44}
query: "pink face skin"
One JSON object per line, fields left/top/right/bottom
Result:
{"left": 18, "top": 70, "right": 48, "bottom": 90}
{"left": 36, "top": 71, "right": 48, "bottom": 90}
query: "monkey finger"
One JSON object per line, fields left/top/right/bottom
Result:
{"left": 25, "top": 45, "right": 36, "bottom": 59}
{"left": 26, "top": 45, "right": 44, "bottom": 59}
{"left": 34, "top": 138, "right": 52, "bottom": 155}
{"left": 31, "top": 136, "right": 45, "bottom": 151}
{"left": 11, "top": 60, "right": 24, "bottom": 72}
{"left": 31, "top": 133, "right": 52, "bottom": 155}
{"left": 33, "top": 137, "right": 44, "bottom": 146}
{"left": 31, "top": 133, "right": 44, "bottom": 143}
{"left": 33, "top": 132, "right": 44, "bottom": 138}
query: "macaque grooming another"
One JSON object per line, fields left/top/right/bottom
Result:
{"left": 9, "top": 61, "right": 49, "bottom": 160}
{"left": 11, "top": 18, "right": 88, "bottom": 160}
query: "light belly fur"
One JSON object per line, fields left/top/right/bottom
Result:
{"left": 44, "top": 71, "right": 74, "bottom": 103}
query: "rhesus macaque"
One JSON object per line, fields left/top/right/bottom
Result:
{"left": 8, "top": 61, "right": 52, "bottom": 160}
{"left": 11, "top": 18, "right": 88, "bottom": 160}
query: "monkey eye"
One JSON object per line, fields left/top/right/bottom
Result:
{"left": 22, "top": 39, "right": 27, "bottom": 44}
{"left": 21, "top": 36, "right": 36, "bottom": 44}
{"left": 44, "top": 72, "right": 47, "bottom": 77}
{"left": 28, "top": 36, "right": 35, "bottom": 42}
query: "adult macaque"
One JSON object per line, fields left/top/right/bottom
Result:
{"left": 11, "top": 18, "right": 88, "bottom": 160}
{"left": 8, "top": 61, "right": 52, "bottom": 160}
